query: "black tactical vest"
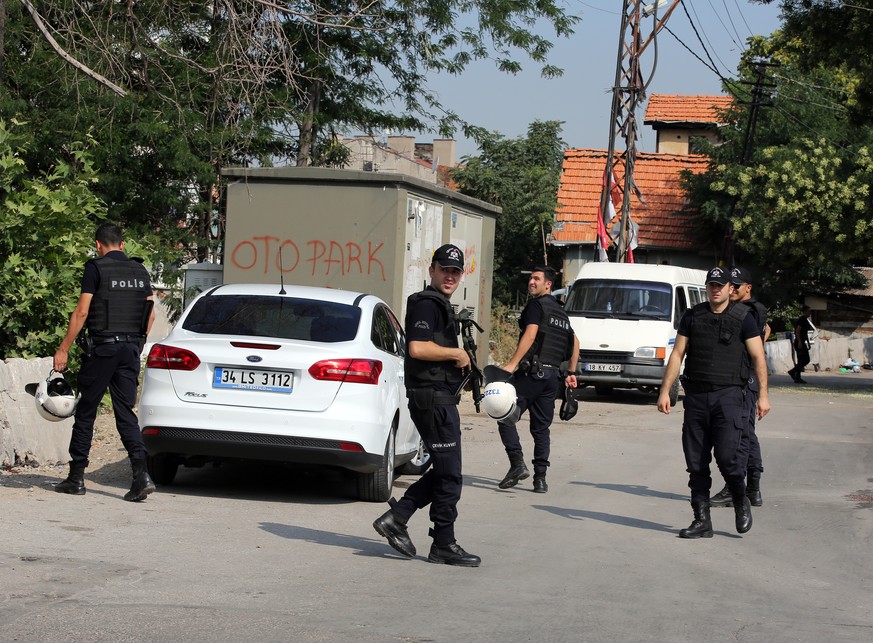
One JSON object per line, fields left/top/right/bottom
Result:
{"left": 85, "top": 255, "right": 151, "bottom": 337}
{"left": 404, "top": 289, "right": 463, "bottom": 389}
{"left": 745, "top": 298, "right": 768, "bottom": 340}
{"left": 524, "top": 295, "right": 574, "bottom": 369}
{"left": 683, "top": 302, "right": 751, "bottom": 387}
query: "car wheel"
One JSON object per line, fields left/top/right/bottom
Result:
{"left": 594, "top": 385, "right": 613, "bottom": 396}
{"left": 147, "top": 453, "right": 180, "bottom": 486}
{"left": 357, "top": 424, "right": 396, "bottom": 502}
{"left": 397, "top": 435, "right": 432, "bottom": 476}
{"left": 669, "top": 379, "right": 680, "bottom": 406}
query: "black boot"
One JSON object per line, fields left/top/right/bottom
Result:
{"left": 532, "top": 474, "right": 548, "bottom": 493}
{"left": 746, "top": 472, "right": 762, "bottom": 507}
{"left": 54, "top": 465, "right": 86, "bottom": 495}
{"left": 124, "top": 459, "right": 156, "bottom": 502}
{"left": 373, "top": 500, "right": 416, "bottom": 558}
{"left": 709, "top": 485, "right": 733, "bottom": 508}
{"left": 733, "top": 493, "right": 753, "bottom": 533}
{"left": 498, "top": 450, "right": 530, "bottom": 489}
{"left": 428, "top": 541, "right": 481, "bottom": 567}
{"left": 679, "top": 502, "right": 713, "bottom": 539}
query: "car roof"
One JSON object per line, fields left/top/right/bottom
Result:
{"left": 199, "top": 283, "right": 378, "bottom": 307}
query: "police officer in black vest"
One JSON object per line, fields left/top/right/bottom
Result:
{"left": 53, "top": 223, "right": 157, "bottom": 502}
{"left": 496, "top": 266, "right": 579, "bottom": 493}
{"left": 711, "top": 266, "right": 770, "bottom": 509}
{"left": 373, "top": 244, "right": 480, "bottom": 567}
{"left": 657, "top": 266, "right": 770, "bottom": 538}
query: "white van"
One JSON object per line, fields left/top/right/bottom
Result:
{"left": 563, "top": 263, "right": 708, "bottom": 404}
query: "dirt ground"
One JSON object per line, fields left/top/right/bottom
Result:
{"left": 1, "top": 411, "right": 129, "bottom": 490}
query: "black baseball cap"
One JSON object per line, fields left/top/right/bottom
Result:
{"left": 705, "top": 266, "right": 730, "bottom": 285}
{"left": 730, "top": 266, "right": 753, "bottom": 285}
{"left": 433, "top": 244, "right": 464, "bottom": 270}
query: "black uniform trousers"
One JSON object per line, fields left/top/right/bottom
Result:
{"left": 794, "top": 342, "right": 811, "bottom": 373}
{"left": 746, "top": 374, "right": 763, "bottom": 474}
{"left": 69, "top": 341, "right": 147, "bottom": 467}
{"left": 681, "top": 384, "right": 752, "bottom": 504}
{"left": 497, "top": 369, "right": 560, "bottom": 475}
{"left": 394, "top": 402, "right": 462, "bottom": 546}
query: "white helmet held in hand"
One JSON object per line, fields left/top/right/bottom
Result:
{"left": 32, "top": 371, "right": 79, "bottom": 422}
{"left": 482, "top": 381, "right": 517, "bottom": 421}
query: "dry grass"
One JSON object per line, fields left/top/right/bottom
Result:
{"left": 488, "top": 305, "right": 521, "bottom": 365}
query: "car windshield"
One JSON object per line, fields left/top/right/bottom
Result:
{"left": 182, "top": 295, "right": 362, "bottom": 342}
{"left": 565, "top": 279, "right": 672, "bottom": 321}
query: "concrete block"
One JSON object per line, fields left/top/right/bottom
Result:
{"left": 0, "top": 357, "right": 71, "bottom": 467}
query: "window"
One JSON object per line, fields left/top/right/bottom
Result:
{"left": 564, "top": 279, "right": 671, "bottom": 321}
{"left": 371, "top": 306, "right": 400, "bottom": 356}
{"left": 674, "top": 288, "right": 689, "bottom": 330}
{"left": 183, "top": 295, "right": 361, "bottom": 342}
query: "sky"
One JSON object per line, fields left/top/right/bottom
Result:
{"left": 422, "top": 0, "right": 784, "bottom": 159}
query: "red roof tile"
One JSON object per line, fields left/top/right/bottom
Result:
{"left": 552, "top": 148, "right": 710, "bottom": 250}
{"left": 644, "top": 94, "right": 733, "bottom": 125}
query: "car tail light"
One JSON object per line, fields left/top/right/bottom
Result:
{"left": 146, "top": 344, "right": 201, "bottom": 371}
{"left": 308, "top": 359, "right": 382, "bottom": 384}
{"left": 231, "top": 341, "right": 280, "bottom": 350}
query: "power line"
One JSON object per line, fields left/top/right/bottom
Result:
{"left": 661, "top": 20, "right": 749, "bottom": 104}
{"left": 685, "top": 0, "right": 735, "bottom": 77}
{"left": 731, "top": 0, "right": 754, "bottom": 37}
{"left": 708, "top": 0, "right": 743, "bottom": 49}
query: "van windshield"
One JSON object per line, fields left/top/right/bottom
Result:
{"left": 565, "top": 279, "right": 672, "bottom": 321}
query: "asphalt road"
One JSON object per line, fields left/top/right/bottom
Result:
{"left": 2, "top": 371, "right": 872, "bottom": 642}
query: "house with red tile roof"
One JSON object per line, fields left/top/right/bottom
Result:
{"left": 550, "top": 94, "right": 733, "bottom": 282}
{"left": 644, "top": 94, "right": 733, "bottom": 155}
{"left": 551, "top": 149, "right": 713, "bottom": 279}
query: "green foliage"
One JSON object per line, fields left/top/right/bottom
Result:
{"left": 0, "top": 120, "right": 106, "bottom": 360}
{"left": 684, "top": 30, "right": 871, "bottom": 307}
{"left": 2, "top": 1, "right": 579, "bottom": 314}
{"left": 451, "top": 121, "right": 566, "bottom": 305}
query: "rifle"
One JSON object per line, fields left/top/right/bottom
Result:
{"left": 456, "top": 307, "right": 485, "bottom": 412}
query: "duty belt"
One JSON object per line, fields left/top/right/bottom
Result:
{"left": 91, "top": 334, "right": 144, "bottom": 345}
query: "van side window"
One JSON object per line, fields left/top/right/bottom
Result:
{"left": 674, "top": 287, "right": 688, "bottom": 329}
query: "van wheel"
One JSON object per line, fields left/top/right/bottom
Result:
{"left": 594, "top": 385, "right": 613, "bottom": 396}
{"left": 669, "top": 380, "right": 680, "bottom": 406}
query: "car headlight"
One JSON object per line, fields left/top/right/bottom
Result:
{"left": 634, "top": 346, "right": 666, "bottom": 360}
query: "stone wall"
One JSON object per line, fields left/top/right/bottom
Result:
{"left": 0, "top": 357, "right": 72, "bottom": 467}
{"left": 765, "top": 335, "right": 873, "bottom": 373}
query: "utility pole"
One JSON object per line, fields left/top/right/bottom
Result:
{"left": 601, "top": 0, "right": 681, "bottom": 262}
{"left": 724, "top": 58, "right": 778, "bottom": 265}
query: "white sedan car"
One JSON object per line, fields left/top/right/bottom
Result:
{"left": 138, "top": 284, "right": 429, "bottom": 501}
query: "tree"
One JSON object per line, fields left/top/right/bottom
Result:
{"left": 2, "top": 0, "right": 578, "bottom": 286}
{"left": 759, "top": 0, "right": 873, "bottom": 124}
{"left": 684, "top": 32, "right": 870, "bottom": 305}
{"left": 451, "top": 121, "right": 566, "bottom": 305}
{"left": 0, "top": 119, "right": 106, "bottom": 360}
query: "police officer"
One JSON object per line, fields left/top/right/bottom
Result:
{"left": 372, "top": 244, "right": 480, "bottom": 567}
{"left": 711, "top": 266, "right": 770, "bottom": 509}
{"left": 496, "top": 266, "right": 579, "bottom": 493}
{"left": 657, "top": 266, "right": 770, "bottom": 538}
{"left": 53, "top": 223, "right": 157, "bottom": 502}
{"left": 789, "top": 305, "right": 815, "bottom": 383}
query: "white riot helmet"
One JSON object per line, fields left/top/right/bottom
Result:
{"left": 482, "top": 381, "right": 518, "bottom": 421}
{"left": 32, "top": 371, "right": 79, "bottom": 422}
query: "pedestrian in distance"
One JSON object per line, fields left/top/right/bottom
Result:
{"left": 789, "top": 305, "right": 815, "bottom": 383}
{"left": 372, "top": 244, "right": 481, "bottom": 567}
{"left": 710, "top": 266, "right": 770, "bottom": 509}
{"left": 495, "top": 266, "right": 579, "bottom": 494}
{"left": 657, "top": 266, "right": 770, "bottom": 539}
{"left": 53, "top": 223, "right": 157, "bottom": 502}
